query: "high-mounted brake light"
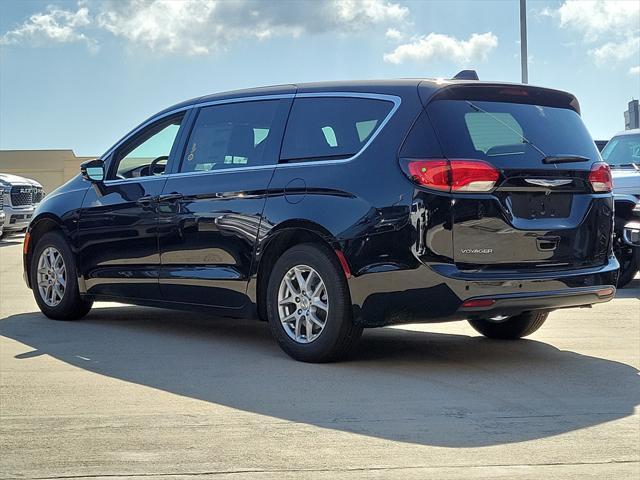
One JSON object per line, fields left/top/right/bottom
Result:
{"left": 404, "top": 159, "right": 500, "bottom": 193}
{"left": 588, "top": 162, "right": 612, "bottom": 193}
{"left": 498, "top": 88, "right": 529, "bottom": 97}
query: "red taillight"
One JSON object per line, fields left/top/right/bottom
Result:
{"left": 407, "top": 159, "right": 450, "bottom": 191}
{"left": 405, "top": 159, "right": 499, "bottom": 193}
{"left": 588, "top": 162, "right": 612, "bottom": 193}
{"left": 450, "top": 160, "right": 500, "bottom": 192}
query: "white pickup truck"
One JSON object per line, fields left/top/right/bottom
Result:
{"left": 0, "top": 173, "right": 44, "bottom": 237}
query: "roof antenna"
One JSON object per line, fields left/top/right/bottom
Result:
{"left": 452, "top": 70, "right": 479, "bottom": 80}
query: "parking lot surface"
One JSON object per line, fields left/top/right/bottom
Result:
{"left": 1, "top": 235, "right": 639, "bottom": 479}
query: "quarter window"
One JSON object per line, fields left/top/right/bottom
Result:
{"left": 280, "top": 97, "right": 393, "bottom": 162}
{"left": 180, "top": 100, "right": 281, "bottom": 173}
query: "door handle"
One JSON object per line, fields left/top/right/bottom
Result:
{"left": 158, "top": 193, "right": 184, "bottom": 203}
{"left": 136, "top": 195, "right": 155, "bottom": 206}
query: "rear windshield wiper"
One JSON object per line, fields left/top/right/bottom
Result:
{"left": 542, "top": 155, "right": 590, "bottom": 164}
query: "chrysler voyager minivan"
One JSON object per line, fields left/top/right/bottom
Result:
{"left": 24, "top": 75, "right": 618, "bottom": 362}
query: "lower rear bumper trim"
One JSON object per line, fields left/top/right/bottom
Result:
{"left": 458, "top": 285, "right": 616, "bottom": 316}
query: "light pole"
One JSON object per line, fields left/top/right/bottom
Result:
{"left": 520, "top": 0, "right": 529, "bottom": 84}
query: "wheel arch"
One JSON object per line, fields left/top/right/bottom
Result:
{"left": 24, "top": 214, "right": 69, "bottom": 289}
{"left": 253, "top": 220, "right": 350, "bottom": 322}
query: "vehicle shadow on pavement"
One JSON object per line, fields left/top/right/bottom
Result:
{"left": 616, "top": 276, "right": 640, "bottom": 297}
{"left": 1, "top": 306, "right": 638, "bottom": 448}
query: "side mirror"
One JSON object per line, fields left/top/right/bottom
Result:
{"left": 80, "top": 159, "right": 105, "bottom": 183}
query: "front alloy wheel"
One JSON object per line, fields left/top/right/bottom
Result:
{"left": 36, "top": 246, "right": 67, "bottom": 307}
{"left": 31, "top": 230, "right": 92, "bottom": 320}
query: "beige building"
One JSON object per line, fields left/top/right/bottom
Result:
{"left": 0, "top": 150, "right": 96, "bottom": 194}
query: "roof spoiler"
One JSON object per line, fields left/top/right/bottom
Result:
{"left": 452, "top": 70, "right": 479, "bottom": 81}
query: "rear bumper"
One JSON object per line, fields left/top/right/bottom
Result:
{"left": 349, "top": 256, "right": 619, "bottom": 327}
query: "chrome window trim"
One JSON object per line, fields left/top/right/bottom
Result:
{"left": 101, "top": 175, "right": 169, "bottom": 186}
{"left": 101, "top": 92, "right": 401, "bottom": 185}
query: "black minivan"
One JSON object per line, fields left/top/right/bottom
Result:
{"left": 24, "top": 76, "right": 618, "bottom": 362}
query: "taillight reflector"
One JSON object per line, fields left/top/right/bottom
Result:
{"left": 596, "top": 287, "right": 615, "bottom": 298}
{"left": 405, "top": 159, "right": 500, "bottom": 193}
{"left": 588, "top": 162, "right": 612, "bottom": 193}
{"left": 462, "top": 298, "right": 496, "bottom": 308}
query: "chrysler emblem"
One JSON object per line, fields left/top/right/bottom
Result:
{"left": 525, "top": 179, "right": 573, "bottom": 187}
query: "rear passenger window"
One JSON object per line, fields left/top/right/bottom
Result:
{"left": 180, "top": 100, "right": 281, "bottom": 173}
{"left": 280, "top": 97, "right": 393, "bottom": 162}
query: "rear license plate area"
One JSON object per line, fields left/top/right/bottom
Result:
{"left": 509, "top": 193, "right": 572, "bottom": 219}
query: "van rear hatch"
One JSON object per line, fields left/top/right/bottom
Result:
{"left": 417, "top": 84, "right": 613, "bottom": 270}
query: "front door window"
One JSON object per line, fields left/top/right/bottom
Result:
{"left": 110, "top": 114, "right": 184, "bottom": 180}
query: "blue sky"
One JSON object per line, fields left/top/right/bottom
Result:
{"left": 0, "top": 0, "right": 638, "bottom": 156}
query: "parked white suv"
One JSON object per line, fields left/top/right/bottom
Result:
{"left": 0, "top": 174, "right": 44, "bottom": 237}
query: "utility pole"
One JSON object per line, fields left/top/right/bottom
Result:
{"left": 520, "top": 0, "right": 529, "bottom": 84}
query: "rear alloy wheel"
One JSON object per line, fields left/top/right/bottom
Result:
{"left": 31, "top": 231, "right": 92, "bottom": 320}
{"left": 266, "top": 243, "right": 362, "bottom": 362}
{"left": 468, "top": 311, "right": 549, "bottom": 340}
{"left": 277, "top": 265, "right": 329, "bottom": 344}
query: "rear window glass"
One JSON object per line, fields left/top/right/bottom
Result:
{"left": 280, "top": 97, "right": 393, "bottom": 162}
{"left": 426, "top": 100, "right": 599, "bottom": 163}
{"left": 464, "top": 112, "right": 524, "bottom": 153}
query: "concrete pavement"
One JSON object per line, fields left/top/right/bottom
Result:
{"left": 1, "top": 234, "right": 639, "bottom": 479}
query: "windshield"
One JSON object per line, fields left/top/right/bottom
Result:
{"left": 601, "top": 134, "right": 640, "bottom": 167}
{"left": 426, "top": 100, "right": 599, "bottom": 165}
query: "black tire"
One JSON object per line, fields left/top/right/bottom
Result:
{"left": 616, "top": 245, "right": 639, "bottom": 288}
{"left": 266, "top": 243, "right": 363, "bottom": 362}
{"left": 30, "top": 230, "right": 92, "bottom": 320}
{"left": 468, "top": 311, "right": 549, "bottom": 340}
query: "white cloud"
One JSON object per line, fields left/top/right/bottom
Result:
{"left": 383, "top": 32, "right": 498, "bottom": 65}
{"left": 1, "top": 0, "right": 408, "bottom": 55}
{"left": 556, "top": 0, "right": 639, "bottom": 42}
{"left": 97, "top": 0, "right": 408, "bottom": 55}
{"left": 590, "top": 36, "right": 640, "bottom": 65}
{"left": 629, "top": 66, "right": 640, "bottom": 76}
{"left": 385, "top": 28, "right": 404, "bottom": 41}
{"left": 545, "top": 1, "right": 640, "bottom": 66}
{"left": 0, "top": 4, "right": 96, "bottom": 51}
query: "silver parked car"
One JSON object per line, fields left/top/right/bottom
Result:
{"left": 601, "top": 129, "right": 640, "bottom": 287}
{"left": 0, "top": 173, "right": 45, "bottom": 237}
{"left": 0, "top": 186, "right": 5, "bottom": 238}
